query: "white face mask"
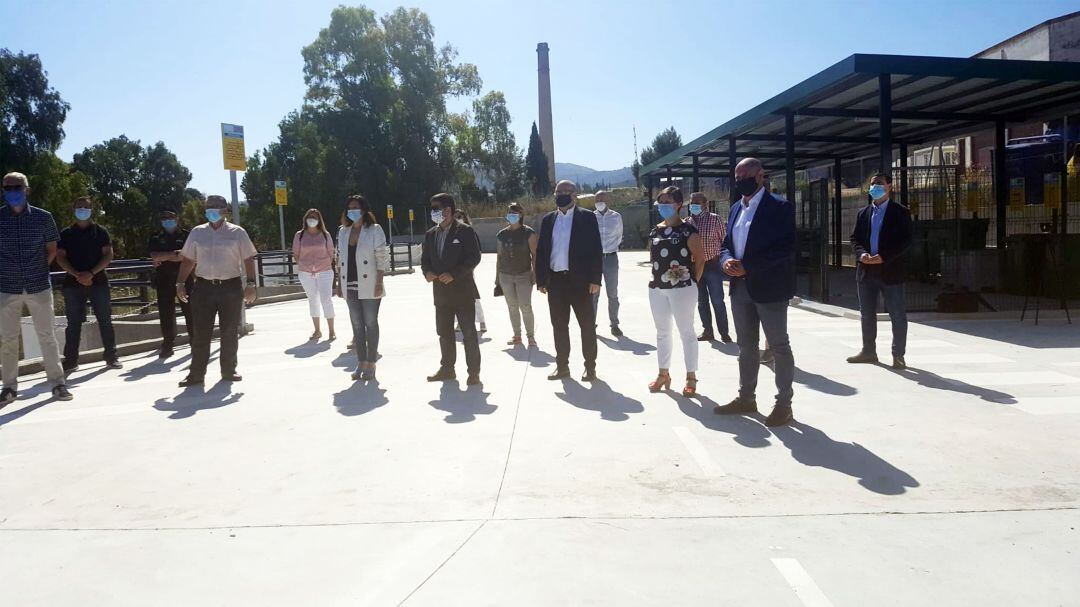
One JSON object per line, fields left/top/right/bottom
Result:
{"left": 306, "top": 218, "right": 319, "bottom": 228}
{"left": 431, "top": 210, "right": 444, "bottom": 224}
{"left": 595, "top": 203, "right": 607, "bottom": 212}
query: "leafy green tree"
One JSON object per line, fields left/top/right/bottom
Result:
{"left": 639, "top": 126, "right": 683, "bottom": 169}
{"left": 467, "top": 91, "right": 524, "bottom": 202}
{"left": 525, "top": 122, "right": 550, "bottom": 197}
{"left": 25, "top": 152, "right": 91, "bottom": 220}
{"left": 0, "top": 49, "right": 70, "bottom": 172}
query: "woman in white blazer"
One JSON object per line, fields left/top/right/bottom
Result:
{"left": 335, "top": 195, "right": 389, "bottom": 381}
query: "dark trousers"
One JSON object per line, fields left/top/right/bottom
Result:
{"left": 730, "top": 280, "right": 794, "bottom": 407}
{"left": 548, "top": 272, "right": 597, "bottom": 370}
{"left": 697, "top": 260, "right": 730, "bottom": 337}
{"left": 346, "top": 291, "right": 381, "bottom": 363}
{"left": 63, "top": 283, "right": 116, "bottom": 365}
{"left": 435, "top": 300, "right": 480, "bottom": 375}
{"left": 187, "top": 278, "right": 243, "bottom": 380}
{"left": 156, "top": 281, "right": 192, "bottom": 348}
{"left": 857, "top": 276, "right": 908, "bottom": 357}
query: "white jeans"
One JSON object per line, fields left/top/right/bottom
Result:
{"left": 649, "top": 285, "right": 699, "bottom": 373}
{"left": 298, "top": 269, "right": 335, "bottom": 319}
{"left": 1, "top": 290, "right": 65, "bottom": 389}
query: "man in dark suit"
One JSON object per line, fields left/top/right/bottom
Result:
{"left": 714, "top": 158, "right": 797, "bottom": 427}
{"left": 421, "top": 193, "right": 482, "bottom": 385}
{"left": 847, "top": 173, "right": 913, "bottom": 369}
{"left": 535, "top": 180, "right": 603, "bottom": 381}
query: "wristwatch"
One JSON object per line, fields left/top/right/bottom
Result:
{"left": 245, "top": 278, "right": 256, "bottom": 286}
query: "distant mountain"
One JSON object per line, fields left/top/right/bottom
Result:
{"left": 555, "top": 163, "right": 635, "bottom": 187}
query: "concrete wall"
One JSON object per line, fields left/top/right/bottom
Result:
{"left": 977, "top": 25, "right": 1051, "bottom": 61}
{"left": 1050, "top": 17, "right": 1080, "bottom": 62}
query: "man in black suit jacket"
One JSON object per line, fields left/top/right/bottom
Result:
{"left": 421, "top": 193, "right": 482, "bottom": 385}
{"left": 848, "top": 173, "right": 913, "bottom": 369}
{"left": 535, "top": 180, "right": 603, "bottom": 381}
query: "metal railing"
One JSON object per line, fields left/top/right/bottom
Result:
{"left": 49, "top": 260, "right": 158, "bottom": 316}
{"left": 254, "top": 244, "right": 416, "bottom": 287}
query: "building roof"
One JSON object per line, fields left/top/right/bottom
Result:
{"left": 972, "top": 10, "right": 1080, "bottom": 58}
{"left": 640, "top": 53, "right": 1080, "bottom": 178}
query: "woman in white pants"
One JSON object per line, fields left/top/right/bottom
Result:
{"left": 292, "top": 208, "right": 337, "bottom": 341}
{"left": 647, "top": 186, "right": 705, "bottom": 397}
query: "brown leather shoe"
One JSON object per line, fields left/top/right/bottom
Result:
{"left": 764, "top": 405, "right": 793, "bottom": 427}
{"left": 697, "top": 332, "right": 715, "bottom": 342}
{"left": 427, "top": 368, "right": 456, "bottom": 382}
{"left": 581, "top": 369, "right": 597, "bottom": 382}
{"left": 714, "top": 396, "right": 758, "bottom": 415}
{"left": 893, "top": 355, "right": 907, "bottom": 370}
{"left": 846, "top": 351, "right": 879, "bottom": 364}
{"left": 547, "top": 367, "right": 571, "bottom": 380}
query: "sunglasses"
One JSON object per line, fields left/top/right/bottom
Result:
{"left": 3, "top": 185, "right": 26, "bottom": 192}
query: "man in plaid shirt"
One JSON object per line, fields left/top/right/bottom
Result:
{"left": 687, "top": 192, "right": 731, "bottom": 342}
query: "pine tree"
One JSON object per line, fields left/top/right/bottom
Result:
{"left": 524, "top": 122, "right": 550, "bottom": 197}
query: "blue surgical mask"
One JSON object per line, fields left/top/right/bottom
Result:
{"left": 869, "top": 184, "right": 887, "bottom": 200}
{"left": 3, "top": 190, "right": 27, "bottom": 207}
{"left": 347, "top": 209, "right": 363, "bottom": 223}
{"left": 689, "top": 204, "right": 703, "bottom": 215}
{"left": 74, "top": 208, "right": 92, "bottom": 221}
{"left": 657, "top": 203, "right": 676, "bottom": 219}
{"left": 506, "top": 213, "right": 521, "bottom": 224}
{"left": 162, "top": 219, "right": 178, "bottom": 231}
{"left": 205, "top": 209, "right": 223, "bottom": 223}
{"left": 431, "top": 210, "right": 444, "bottom": 224}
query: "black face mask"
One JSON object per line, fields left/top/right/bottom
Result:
{"left": 735, "top": 177, "right": 760, "bottom": 198}
{"left": 555, "top": 194, "right": 573, "bottom": 208}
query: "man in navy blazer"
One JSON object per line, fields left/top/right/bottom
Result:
{"left": 713, "top": 158, "right": 797, "bottom": 426}
{"left": 535, "top": 180, "right": 603, "bottom": 381}
{"left": 847, "top": 173, "right": 913, "bottom": 369}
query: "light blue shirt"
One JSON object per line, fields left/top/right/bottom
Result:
{"left": 869, "top": 199, "right": 889, "bottom": 256}
{"left": 731, "top": 186, "right": 765, "bottom": 259}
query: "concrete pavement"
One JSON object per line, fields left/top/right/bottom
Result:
{"left": 2, "top": 251, "right": 1078, "bottom": 606}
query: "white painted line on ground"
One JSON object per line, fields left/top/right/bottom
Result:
{"left": 906, "top": 353, "right": 1014, "bottom": 364}
{"left": 771, "top": 558, "right": 835, "bottom": 607}
{"left": 945, "top": 371, "right": 1080, "bottom": 386}
{"left": 672, "top": 426, "right": 725, "bottom": 477}
{"left": 841, "top": 339, "right": 957, "bottom": 350}
{"left": 1010, "top": 397, "right": 1079, "bottom": 415}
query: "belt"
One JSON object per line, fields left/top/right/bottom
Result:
{"left": 550, "top": 270, "right": 571, "bottom": 276}
{"left": 195, "top": 276, "right": 242, "bottom": 285}
{"left": 603, "top": 252, "right": 618, "bottom": 256}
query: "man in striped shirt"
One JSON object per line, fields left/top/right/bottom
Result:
{"left": 687, "top": 192, "right": 731, "bottom": 342}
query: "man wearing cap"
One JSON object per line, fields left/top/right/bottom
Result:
{"left": 149, "top": 209, "right": 193, "bottom": 358}
{"left": 175, "top": 195, "right": 258, "bottom": 387}
{"left": 0, "top": 171, "right": 72, "bottom": 405}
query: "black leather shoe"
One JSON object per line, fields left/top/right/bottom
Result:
{"left": 222, "top": 373, "right": 242, "bottom": 382}
{"left": 893, "top": 355, "right": 907, "bottom": 370}
{"left": 581, "top": 369, "right": 597, "bottom": 382}
{"left": 466, "top": 374, "right": 482, "bottom": 386}
{"left": 178, "top": 377, "right": 204, "bottom": 388}
{"left": 846, "top": 351, "right": 879, "bottom": 364}
{"left": 765, "top": 405, "right": 793, "bottom": 427}
{"left": 427, "top": 368, "right": 456, "bottom": 382}
{"left": 611, "top": 326, "right": 623, "bottom": 337}
{"left": 547, "top": 367, "right": 571, "bottom": 380}
{"left": 159, "top": 347, "right": 174, "bottom": 359}
{"left": 721, "top": 334, "right": 733, "bottom": 343}
{"left": 697, "top": 332, "right": 715, "bottom": 342}
{"left": 714, "top": 396, "right": 758, "bottom": 415}
{"left": 759, "top": 349, "right": 774, "bottom": 364}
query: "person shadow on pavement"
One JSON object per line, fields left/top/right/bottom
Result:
{"left": 793, "top": 366, "right": 858, "bottom": 397}
{"left": 154, "top": 382, "right": 244, "bottom": 420}
{"left": 771, "top": 421, "right": 920, "bottom": 495}
{"left": 429, "top": 380, "right": 496, "bottom": 424}
{"left": 885, "top": 366, "right": 1016, "bottom": 404}
{"left": 332, "top": 381, "right": 389, "bottom": 417}
{"left": 555, "top": 378, "right": 644, "bottom": 421}
{"left": 597, "top": 334, "right": 656, "bottom": 356}
{"left": 672, "top": 393, "right": 772, "bottom": 448}
{"left": 709, "top": 340, "right": 740, "bottom": 356}
{"left": 503, "top": 346, "right": 556, "bottom": 368}
{"left": 284, "top": 341, "right": 333, "bottom": 359}
{"left": 120, "top": 353, "right": 193, "bottom": 382}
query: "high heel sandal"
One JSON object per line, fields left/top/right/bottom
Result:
{"left": 682, "top": 377, "right": 699, "bottom": 397}
{"left": 649, "top": 372, "right": 671, "bottom": 393}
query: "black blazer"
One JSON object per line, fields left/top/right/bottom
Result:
{"left": 719, "top": 191, "right": 796, "bottom": 304}
{"left": 850, "top": 200, "right": 913, "bottom": 285}
{"left": 535, "top": 206, "right": 603, "bottom": 289}
{"left": 420, "top": 220, "right": 481, "bottom": 306}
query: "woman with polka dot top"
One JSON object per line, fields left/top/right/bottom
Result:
{"left": 648, "top": 186, "right": 706, "bottom": 396}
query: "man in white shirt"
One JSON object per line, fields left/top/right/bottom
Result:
{"left": 591, "top": 190, "right": 623, "bottom": 336}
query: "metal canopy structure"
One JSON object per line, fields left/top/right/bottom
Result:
{"left": 639, "top": 53, "right": 1080, "bottom": 190}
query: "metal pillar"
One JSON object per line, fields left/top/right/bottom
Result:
{"left": 879, "top": 73, "right": 893, "bottom": 172}
{"left": 833, "top": 157, "right": 843, "bottom": 267}
{"left": 666, "top": 166, "right": 673, "bottom": 187}
{"left": 994, "top": 120, "right": 1008, "bottom": 287}
{"left": 785, "top": 112, "right": 796, "bottom": 202}
{"left": 728, "top": 136, "right": 737, "bottom": 204}
{"left": 899, "top": 143, "right": 909, "bottom": 208}
{"left": 691, "top": 154, "right": 700, "bottom": 193}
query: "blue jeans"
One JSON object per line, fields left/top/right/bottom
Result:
{"left": 591, "top": 253, "right": 620, "bottom": 328}
{"left": 730, "top": 280, "right": 794, "bottom": 407}
{"left": 346, "top": 292, "right": 381, "bottom": 363}
{"left": 63, "top": 283, "right": 116, "bottom": 366}
{"left": 857, "top": 276, "right": 907, "bottom": 357}
{"left": 697, "top": 261, "right": 730, "bottom": 337}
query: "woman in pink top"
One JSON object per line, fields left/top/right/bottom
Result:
{"left": 292, "top": 208, "right": 337, "bottom": 341}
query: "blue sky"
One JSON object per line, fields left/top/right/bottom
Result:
{"left": 6, "top": 0, "right": 1078, "bottom": 195}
